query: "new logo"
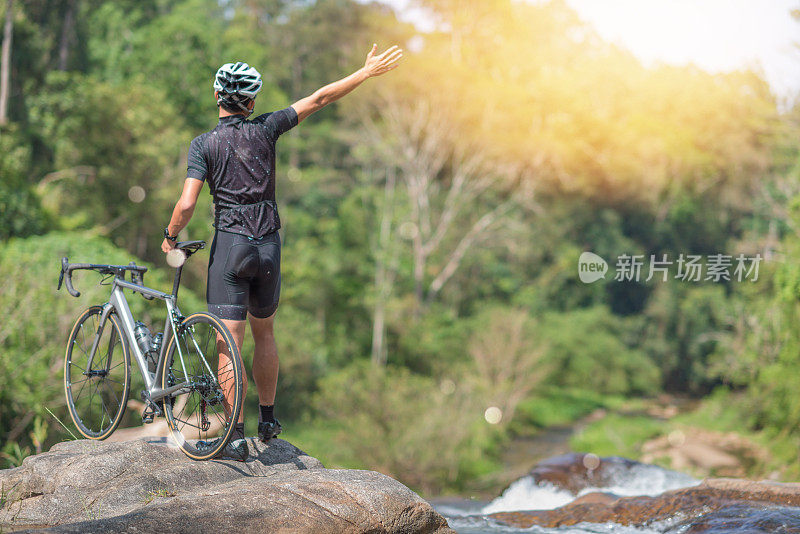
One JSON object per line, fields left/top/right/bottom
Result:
{"left": 578, "top": 252, "right": 608, "bottom": 283}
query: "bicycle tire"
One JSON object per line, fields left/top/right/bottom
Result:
{"left": 161, "top": 312, "right": 243, "bottom": 460}
{"left": 64, "top": 305, "right": 131, "bottom": 439}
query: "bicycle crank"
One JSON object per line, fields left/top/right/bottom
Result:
{"left": 140, "top": 391, "right": 163, "bottom": 424}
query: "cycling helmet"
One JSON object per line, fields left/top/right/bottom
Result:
{"left": 213, "top": 61, "right": 262, "bottom": 114}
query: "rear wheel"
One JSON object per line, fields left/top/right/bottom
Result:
{"left": 64, "top": 306, "right": 130, "bottom": 439}
{"left": 161, "top": 312, "right": 243, "bottom": 460}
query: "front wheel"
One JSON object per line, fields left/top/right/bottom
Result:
{"left": 161, "top": 312, "right": 243, "bottom": 460}
{"left": 64, "top": 306, "right": 131, "bottom": 439}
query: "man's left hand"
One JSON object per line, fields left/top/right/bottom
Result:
{"left": 162, "top": 238, "right": 176, "bottom": 253}
{"left": 363, "top": 44, "right": 403, "bottom": 78}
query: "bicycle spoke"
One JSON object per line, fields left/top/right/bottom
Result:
{"left": 212, "top": 408, "right": 227, "bottom": 428}
{"left": 176, "top": 418, "right": 201, "bottom": 431}
{"left": 87, "top": 380, "right": 100, "bottom": 426}
{"left": 100, "top": 401, "right": 109, "bottom": 429}
{"left": 73, "top": 375, "right": 91, "bottom": 402}
{"left": 189, "top": 331, "right": 215, "bottom": 376}
{"left": 76, "top": 340, "right": 89, "bottom": 359}
{"left": 102, "top": 379, "right": 121, "bottom": 407}
{"left": 78, "top": 323, "right": 87, "bottom": 353}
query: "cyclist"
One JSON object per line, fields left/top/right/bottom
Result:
{"left": 161, "top": 44, "right": 403, "bottom": 461}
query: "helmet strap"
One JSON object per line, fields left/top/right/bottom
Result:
{"left": 235, "top": 99, "right": 254, "bottom": 117}
{"left": 217, "top": 95, "right": 254, "bottom": 117}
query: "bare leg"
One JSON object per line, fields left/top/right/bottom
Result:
{"left": 248, "top": 311, "right": 278, "bottom": 406}
{"left": 219, "top": 318, "right": 247, "bottom": 424}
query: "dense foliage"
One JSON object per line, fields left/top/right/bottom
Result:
{"left": 1, "top": 0, "right": 798, "bottom": 494}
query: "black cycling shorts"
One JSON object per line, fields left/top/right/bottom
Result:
{"left": 206, "top": 229, "right": 281, "bottom": 321}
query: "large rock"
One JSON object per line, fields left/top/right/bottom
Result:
{"left": 489, "top": 478, "right": 800, "bottom": 531}
{"left": 0, "top": 437, "right": 453, "bottom": 533}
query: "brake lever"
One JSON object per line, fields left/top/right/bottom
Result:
{"left": 129, "top": 262, "right": 154, "bottom": 300}
{"left": 58, "top": 257, "right": 67, "bottom": 291}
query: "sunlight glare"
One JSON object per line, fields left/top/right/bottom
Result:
{"left": 564, "top": 0, "right": 800, "bottom": 97}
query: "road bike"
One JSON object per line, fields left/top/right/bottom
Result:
{"left": 57, "top": 240, "right": 243, "bottom": 460}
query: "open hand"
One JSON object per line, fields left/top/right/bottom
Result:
{"left": 364, "top": 44, "right": 403, "bottom": 77}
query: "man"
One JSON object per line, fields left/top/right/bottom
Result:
{"left": 161, "top": 44, "right": 403, "bottom": 460}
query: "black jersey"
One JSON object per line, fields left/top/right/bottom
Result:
{"left": 186, "top": 107, "right": 298, "bottom": 238}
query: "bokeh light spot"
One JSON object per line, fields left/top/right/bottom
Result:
{"left": 484, "top": 406, "right": 502, "bottom": 424}
{"left": 583, "top": 453, "right": 601, "bottom": 470}
{"left": 399, "top": 221, "right": 418, "bottom": 240}
{"left": 439, "top": 378, "right": 456, "bottom": 395}
{"left": 128, "top": 185, "right": 146, "bottom": 203}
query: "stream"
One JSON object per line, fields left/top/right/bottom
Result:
{"left": 428, "top": 402, "right": 800, "bottom": 533}
{"left": 431, "top": 458, "right": 699, "bottom": 533}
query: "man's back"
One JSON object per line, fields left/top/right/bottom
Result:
{"left": 187, "top": 107, "right": 298, "bottom": 238}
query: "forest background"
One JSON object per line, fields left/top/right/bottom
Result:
{"left": 2, "top": 0, "right": 800, "bottom": 498}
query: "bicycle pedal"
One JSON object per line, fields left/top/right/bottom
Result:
{"left": 141, "top": 402, "right": 161, "bottom": 424}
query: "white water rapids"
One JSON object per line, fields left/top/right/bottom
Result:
{"left": 433, "top": 460, "right": 700, "bottom": 533}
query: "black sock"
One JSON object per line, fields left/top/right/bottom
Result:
{"left": 259, "top": 404, "right": 275, "bottom": 423}
{"left": 232, "top": 422, "right": 245, "bottom": 441}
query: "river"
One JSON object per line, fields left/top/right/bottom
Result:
{"left": 431, "top": 455, "right": 699, "bottom": 533}
{"left": 426, "top": 396, "right": 800, "bottom": 533}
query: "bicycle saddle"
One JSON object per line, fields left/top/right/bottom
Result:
{"left": 175, "top": 240, "right": 205, "bottom": 253}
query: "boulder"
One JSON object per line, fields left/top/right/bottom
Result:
{"left": 0, "top": 437, "right": 453, "bottom": 534}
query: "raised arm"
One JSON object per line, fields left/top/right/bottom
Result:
{"left": 291, "top": 44, "right": 403, "bottom": 123}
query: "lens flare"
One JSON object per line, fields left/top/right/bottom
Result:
{"left": 166, "top": 248, "right": 186, "bottom": 268}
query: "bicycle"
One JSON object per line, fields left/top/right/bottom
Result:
{"left": 57, "top": 240, "right": 244, "bottom": 460}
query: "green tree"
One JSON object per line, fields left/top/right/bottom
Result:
{"left": 0, "top": 125, "right": 48, "bottom": 239}
{"left": 539, "top": 306, "right": 660, "bottom": 395}
{"left": 312, "top": 360, "right": 492, "bottom": 494}
{"left": 30, "top": 71, "right": 188, "bottom": 259}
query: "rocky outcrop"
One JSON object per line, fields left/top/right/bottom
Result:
{"left": 490, "top": 476, "right": 800, "bottom": 531}
{"left": 0, "top": 437, "right": 453, "bottom": 533}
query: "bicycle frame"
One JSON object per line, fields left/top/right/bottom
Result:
{"left": 83, "top": 267, "right": 194, "bottom": 405}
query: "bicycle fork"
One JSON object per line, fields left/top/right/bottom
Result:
{"left": 83, "top": 304, "right": 117, "bottom": 377}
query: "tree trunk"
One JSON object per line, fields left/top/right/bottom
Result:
{"left": 0, "top": 0, "right": 13, "bottom": 126}
{"left": 366, "top": 96, "right": 516, "bottom": 317}
{"left": 288, "top": 57, "right": 302, "bottom": 169}
{"left": 411, "top": 232, "right": 425, "bottom": 319}
{"left": 58, "top": 0, "right": 76, "bottom": 71}
{"left": 371, "top": 166, "right": 396, "bottom": 366}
